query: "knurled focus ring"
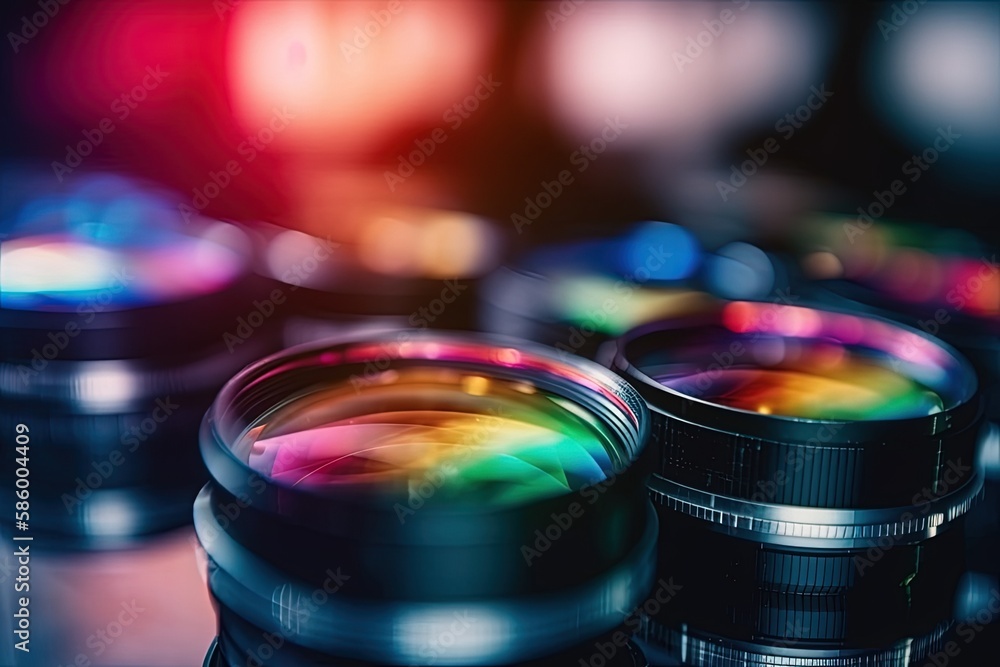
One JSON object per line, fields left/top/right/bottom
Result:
{"left": 647, "top": 405, "right": 980, "bottom": 510}
{"left": 648, "top": 473, "right": 983, "bottom": 549}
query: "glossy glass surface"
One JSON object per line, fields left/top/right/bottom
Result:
{"left": 236, "top": 366, "right": 618, "bottom": 505}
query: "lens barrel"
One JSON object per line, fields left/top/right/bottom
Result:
{"left": 603, "top": 302, "right": 985, "bottom": 519}
{"left": 603, "top": 301, "right": 987, "bottom": 664}
{"left": 197, "top": 332, "right": 656, "bottom": 665}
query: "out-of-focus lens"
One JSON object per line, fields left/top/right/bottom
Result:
{"left": 0, "top": 173, "right": 279, "bottom": 547}
{"left": 796, "top": 214, "right": 998, "bottom": 320}
{"left": 0, "top": 229, "right": 244, "bottom": 311}
{"left": 197, "top": 332, "right": 656, "bottom": 666}
{"left": 480, "top": 222, "right": 716, "bottom": 358}
{"left": 246, "top": 206, "right": 502, "bottom": 347}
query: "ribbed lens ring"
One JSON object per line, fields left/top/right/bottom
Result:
{"left": 603, "top": 302, "right": 985, "bottom": 526}
{"left": 197, "top": 332, "right": 656, "bottom": 665}
{"left": 637, "top": 619, "right": 952, "bottom": 667}
{"left": 640, "top": 513, "right": 964, "bottom": 666}
{"left": 636, "top": 510, "right": 966, "bottom": 667}
{"left": 657, "top": 508, "right": 967, "bottom": 599}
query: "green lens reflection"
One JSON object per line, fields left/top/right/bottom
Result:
{"left": 235, "top": 367, "right": 619, "bottom": 506}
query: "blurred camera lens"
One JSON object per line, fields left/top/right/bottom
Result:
{"left": 480, "top": 222, "right": 716, "bottom": 360}
{"left": 0, "top": 174, "right": 279, "bottom": 547}
{"left": 196, "top": 332, "right": 656, "bottom": 666}
{"left": 246, "top": 205, "right": 503, "bottom": 348}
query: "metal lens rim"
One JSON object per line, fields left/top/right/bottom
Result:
{"left": 608, "top": 304, "right": 981, "bottom": 442}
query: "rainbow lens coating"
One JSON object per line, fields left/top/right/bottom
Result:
{"left": 656, "top": 361, "right": 944, "bottom": 421}
{"left": 634, "top": 302, "right": 973, "bottom": 421}
{"left": 234, "top": 366, "right": 618, "bottom": 506}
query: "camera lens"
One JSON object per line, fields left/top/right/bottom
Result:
{"left": 604, "top": 301, "right": 984, "bottom": 519}
{"left": 246, "top": 206, "right": 502, "bottom": 347}
{"left": 602, "top": 301, "right": 986, "bottom": 663}
{"left": 604, "top": 302, "right": 983, "bottom": 594}
{"left": 197, "top": 332, "right": 656, "bottom": 666}
{"left": 0, "top": 174, "right": 279, "bottom": 547}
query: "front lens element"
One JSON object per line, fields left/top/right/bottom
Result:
{"left": 628, "top": 301, "right": 972, "bottom": 422}
{"left": 238, "top": 366, "right": 616, "bottom": 505}
{"left": 653, "top": 355, "right": 945, "bottom": 421}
